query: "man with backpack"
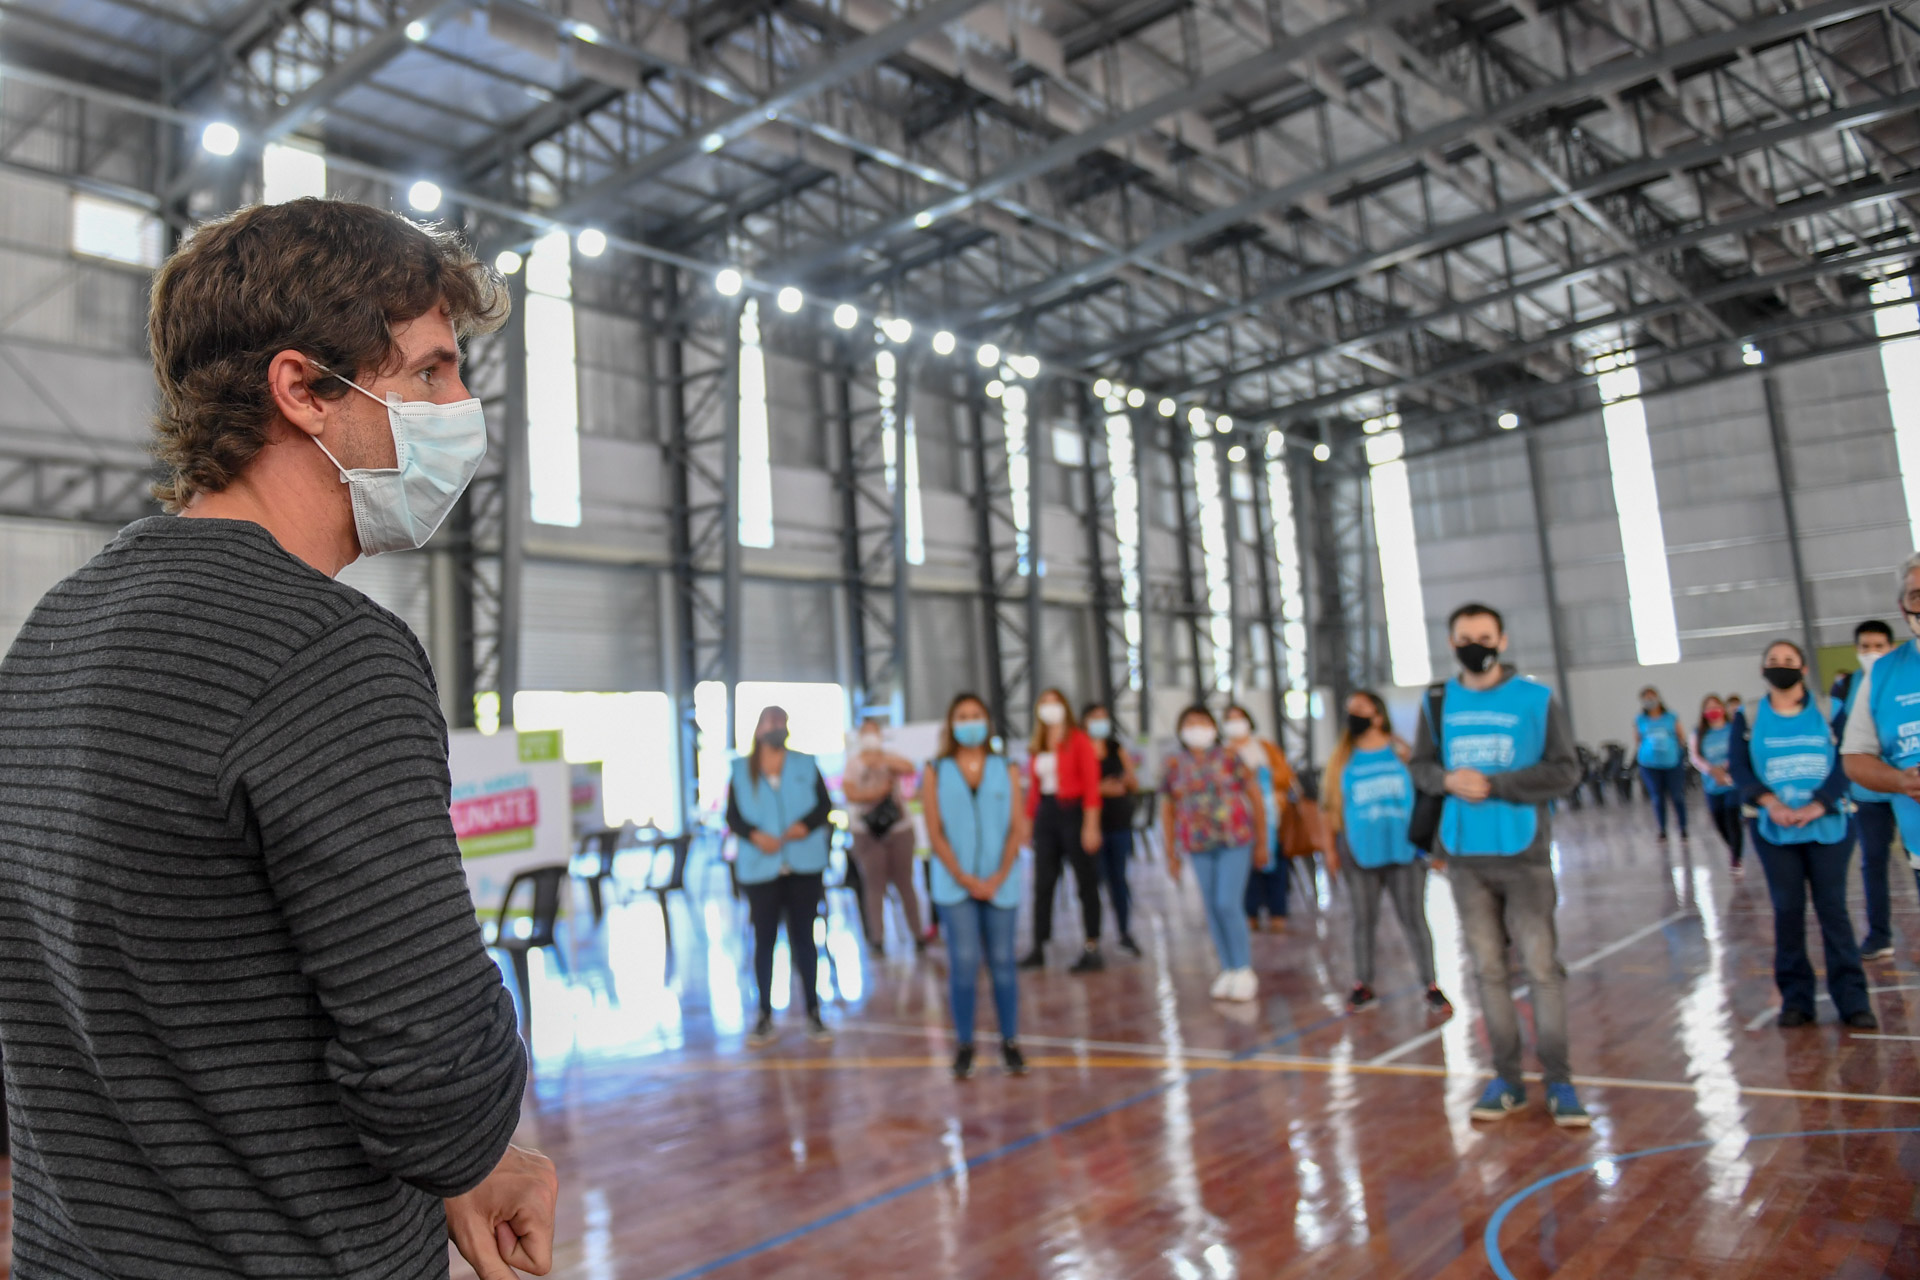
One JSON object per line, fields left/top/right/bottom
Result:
{"left": 1409, "top": 603, "right": 1585, "bottom": 1127}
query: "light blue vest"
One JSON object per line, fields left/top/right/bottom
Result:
{"left": 1341, "top": 747, "right": 1417, "bottom": 869}
{"left": 1867, "top": 639, "right": 1920, "bottom": 850}
{"left": 1697, "top": 724, "right": 1734, "bottom": 796}
{"left": 1838, "top": 667, "right": 1893, "bottom": 805}
{"left": 1439, "top": 675, "right": 1553, "bottom": 857}
{"left": 1239, "top": 744, "right": 1280, "bottom": 850}
{"left": 1748, "top": 700, "right": 1849, "bottom": 846}
{"left": 1636, "top": 711, "right": 1683, "bottom": 769}
{"left": 929, "top": 756, "right": 1020, "bottom": 909}
{"left": 729, "top": 752, "right": 831, "bottom": 884}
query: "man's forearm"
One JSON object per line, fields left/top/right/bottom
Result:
{"left": 1846, "top": 754, "right": 1914, "bottom": 795}
{"left": 1486, "top": 700, "right": 1581, "bottom": 803}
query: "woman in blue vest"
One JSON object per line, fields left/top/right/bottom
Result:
{"left": 1634, "top": 686, "right": 1689, "bottom": 842}
{"left": 922, "top": 693, "right": 1029, "bottom": 1080}
{"left": 1326, "top": 691, "right": 1450, "bottom": 1016}
{"left": 726, "top": 705, "right": 836, "bottom": 1048}
{"left": 1689, "top": 694, "right": 1743, "bottom": 875}
{"left": 1729, "top": 641, "right": 1876, "bottom": 1030}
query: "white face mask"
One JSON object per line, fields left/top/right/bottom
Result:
{"left": 312, "top": 369, "right": 488, "bottom": 557}
{"left": 1180, "top": 725, "right": 1217, "bottom": 750}
{"left": 1223, "top": 718, "right": 1251, "bottom": 741}
{"left": 1860, "top": 649, "right": 1883, "bottom": 671}
{"left": 859, "top": 732, "right": 882, "bottom": 751}
{"left": 1036, "top": 702, "right": 1067, "bottom": 726}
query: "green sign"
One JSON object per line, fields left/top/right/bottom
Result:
{"left": 518, "top": 729, "right": 563, "bottom": 763}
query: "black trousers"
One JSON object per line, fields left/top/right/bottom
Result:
{"left": 1031, "top": 798, "right": 1102, "bottom": 948}
{"left": 1707, "top": 791, "right": 1744, "bottom": 864}
{"left": 744, "top": 872, "right": 824, "bottom": 1017}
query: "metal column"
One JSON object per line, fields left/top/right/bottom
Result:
{"left": 495, "top": 270, "right": 528, "bottom": 729}
{"left": 1523, "top": 431, "right": 1575, "bottom": 732}
{"left": 1762, "top": 374, "right": 1822, "bottom": 668}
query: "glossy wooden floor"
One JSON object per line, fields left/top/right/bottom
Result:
{"left": 7, "top": 805, "right": 1920, "bottom": 1278}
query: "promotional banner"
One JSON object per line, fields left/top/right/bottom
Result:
{"left": 571, "top": 761, "right": 605, "bottom": 836}
{"left": 449, "top": 728, "right": 572, "bottom": 920}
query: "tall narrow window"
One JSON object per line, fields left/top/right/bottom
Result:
{"left": 262, "top": 142, "right": 325, "bottom": 203}
{"left": 1872, "top": 276, "right": 1920, "bottom": 550}
{"left": 1105, "top": 401, "right": 1143, "bottom": 690}
{"left": 1365, "top": 416, "right": 1432, "bottom": 687}
{"left": 738, "top": 300, "right": 774, "bottom": 548}
{"left": 525, "top": 230, "right": 582, "bottom": 527}
{"left": 875, "top": 347, "right": 924, "bottom": 564}
{"left": 1596, "top": 352, "right": 1680, "bottom": 665}
{"left": 69, "top": 194, "right": 162, "bottom": 268}
{"left": 1192, "top": 431, "right": 1234, "bottom": 692}
{"left": 1265, "top": 435, "right": 1309, "bottom": 718}
{"left": 1003, "top": 384, "right": 1033, "bottom": 575}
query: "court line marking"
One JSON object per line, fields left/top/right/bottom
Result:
{"left": 636, "top": 1052, "right": 1920, "bottom": 1107}
{"left": 1368, "top": 908, "right": 1691, "bottom": 1066}
{"left": 834, "top": 1019, "right": 1243, "bottom": 1061}
{"left": 653, "top": 905, "right": 1758, "bottom": 1280}
{"left": 1742, "top": 982, "right": 1920, "bottom": 1031}
{"left": 1853, "top": 1032, "right": 1920, "bottom": 1041}
{"left": 1481, "top": 1127, "right": 1920, "bottom": 1280}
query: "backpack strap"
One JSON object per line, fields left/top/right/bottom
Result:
{"left": 1424, "top": 681, "right": 1447, "bottom": 758}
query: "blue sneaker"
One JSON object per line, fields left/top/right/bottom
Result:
{"left": 1470, "top": 1078, "right": 1525, "bottom": 1121}
{"left": 1546, "top": 1082, "right": 1591, "bottom": 1128}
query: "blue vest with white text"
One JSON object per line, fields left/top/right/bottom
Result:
{"left": 1839, "top": 666, "right": 1894, "bottom": 805}
{"left": 1341, "top": 747, "right": 1418, "bottom": 869}
{"left": 1697, "top": 724, "right": 1734, "bottom": 796}
{"left": 1636, "top": 711, "right": 1682, "bottom": 770}
{"left": 1439, "top": 675, "right": 1552, "bottom": 857}
{"left": 729, "top": 752, "right": 831, "bottom": 884}
{"left": 1867, "top": 639, "right": 1920, "bottom": 851}
{"left": 930, "top": 756, "right": 1021, "bottom": 909}
{"left": 1748, "top": 700, "right": 1848, "bottom": 846}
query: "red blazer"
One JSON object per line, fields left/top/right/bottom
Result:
{"left": 1026, "top": 728, "right": 1104, "bottom": 818}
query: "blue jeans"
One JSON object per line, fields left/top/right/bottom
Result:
{"left": 1752, "top": 832, "right": 1869, "bottom": 1018}
{"left": 1855, "top": 801, "right": 1896, "bottom": 952}
{"left": 1189, "top": 843, "right": 1253, "bottom": 970}
{"left": 1243, "top": 844, "right": 1288, "bottom": 921}
{"left": 939, "top": 899, "right": 1018, "bottom": 1045}
{"left": 1642, "top": 764, "right": 1688, "bottom": 837}
{"left": 1099, "top": 829, "right": 1134, "bottom": 939}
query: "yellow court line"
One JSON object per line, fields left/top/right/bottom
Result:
{"left": 641, "top": 1053, "right": 1920, "bottom": 1105}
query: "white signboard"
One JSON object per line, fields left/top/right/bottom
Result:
{"left": 448, "top": 728, "right": 572, "bottom": 920}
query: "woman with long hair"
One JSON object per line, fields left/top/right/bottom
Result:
{"left": 1223, "top": 703, "right": 1299, "bottom": 934}
{"left": 1019, "top": 687, "right": 1106, "bottom": 973}
{"left": 1160, "top": 705, "right": 1267, "bottom": 1001}
{"left": 843, "top": 714, "right": 926, "bottom": 954}
{"left": 1635, "top": 685, "right": 1689, "bottom": 842}
{"left": 1325, "top": 691, "right": 1450, "bottom": 1015}
{"left": 725, "top": 705, "right": 835, "bottom": 1047}
{"left": 1082, "top": 701, "right": 1142, "bottom": 957}
{"left": 1689, "top": 694, "right": 1743, "bottom": 875}
{"left": 922, "top": 694, "right": 1030, "bottom": 1079}
{"left": 1729, "top": 641, "right": 1876, "bottom": 1030}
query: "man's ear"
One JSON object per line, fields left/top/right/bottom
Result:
{"left": 267, "top": 350, "right": 329, "bottom": 440}
{"left": 1496, "top": 631, "right": 1511, "bottom": 653}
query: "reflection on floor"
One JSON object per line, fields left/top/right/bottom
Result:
{"left": 9, "top": 806, "right": 1920, "bottom": 1278}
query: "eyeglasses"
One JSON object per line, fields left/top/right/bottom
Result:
{"left": 1902, "top": 590, "right": 1920, "bottom": 611}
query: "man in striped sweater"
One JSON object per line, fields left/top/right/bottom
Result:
{"left": 0, "top": 200, "right": 554, "bottom": 1278}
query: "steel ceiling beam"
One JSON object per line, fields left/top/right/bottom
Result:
{"left": 779, "top": 0, "right": 1437, "bottom": 281}
{"left": 971, "top": 0, "right": 1892, "bottom": 336}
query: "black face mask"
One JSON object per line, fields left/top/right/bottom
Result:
{"left": 1454, "top": 641, "right": 1499, "bottom": 674}
{"left": 759, "top": 729, "right": 789, "bottom": 751}
{"left": 1346, "top": 712, "right": 1375, "bottom": 738}
{"left": 1761, "top": 666, "right": 1802, "bottom": 691}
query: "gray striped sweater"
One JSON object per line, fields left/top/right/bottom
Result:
{"left": 0, "top": 516, "right": 525, "bottom": 1278}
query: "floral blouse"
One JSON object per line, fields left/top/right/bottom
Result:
{"left": 1160, "top": 744, "right": 1257, "bottom": 854}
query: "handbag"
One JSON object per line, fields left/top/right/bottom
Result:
{"left": 1279, "top": 795, "right": 1320, "bottom": 859}
{"left": 1408, "top": 682, "right": 1448, "bottom": 853}
{"left": 863, "top": 791, "right": 904, "bottom": 838}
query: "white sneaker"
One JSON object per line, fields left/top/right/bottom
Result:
{"left": 1233, "top": 968, "right": 1260, "bottom": 1001}
{"left": 1210, "top": 970, "right": 1234, "bottom": 999}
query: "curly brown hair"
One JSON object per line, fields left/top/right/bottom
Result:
{"left": 147, "top": 198, "right": 509, "bottom": 511}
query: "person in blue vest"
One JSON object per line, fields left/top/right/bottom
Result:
{"left": 1688, "top": 694, "right": 1743, "bottom": 875}
{"left": 921, "top": 693, "right": 1029, "bottom": 1080}
{"left": 1842, "top": 554, "right": 1920, "bottom": 964}
{"left": 1731, "top": 640, "right": 1875, "bottom": 1030}
{"left": 1326, "top": 690, "right": 1450, "bottom": 1016}
{"left": 1830, "top": 619, "right": 1898, "bottom": 961}
{"left": 1634, "top": 687, "right": 1689, "bottom": 842}
{"left": 726, "top": 705, "right": 836, "bottom": 1048}
{"left": 1409, "top": 602, "right": 1586, "bottom": 1127}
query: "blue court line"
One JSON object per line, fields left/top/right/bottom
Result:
{"left": 656, "top": 987, "right": 1414, "bottom": 1280}
{"left": 1482, "top": 1125, "right": 1920, "bottom": 1280}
